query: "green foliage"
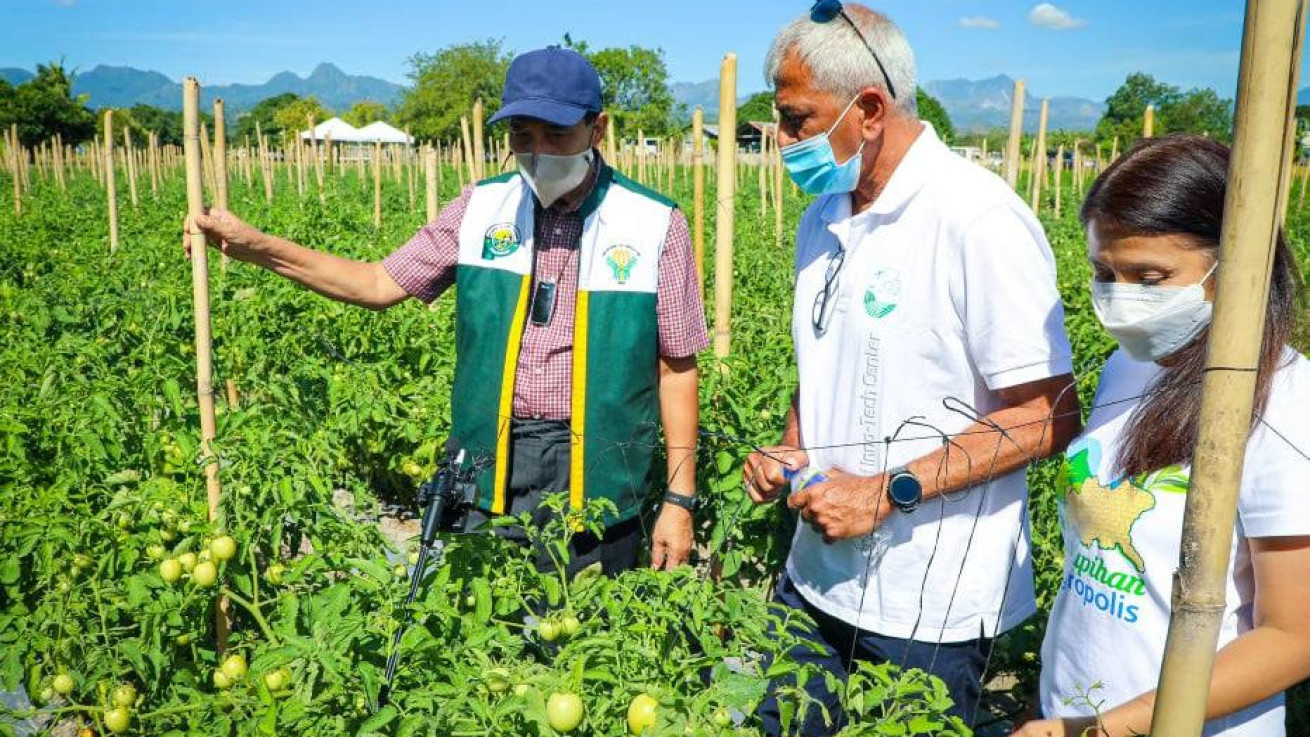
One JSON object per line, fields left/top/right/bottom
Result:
{"left": 232, "top": 92, "right": 301, "bottom": 144}
{"left": 1094, "top": 72, "right": 1232, "bottom": 145}
{"left": 342, "top": 100, "right": 390, "bottom": 128}
{"left": 272, "top": 96, "right": 332, "bottom": 139}
{"left": 124, "top": 104, "right": 191, "bottom": 147}
{"left": 562, "top": 35, "right": 679, "bottom": 138}
{"left": 915, "top": 88, "right": 954, "bottom": 144}
{"left": 0, "top": 61, "right": 97, "bottom": 146}
{"left": 395, "top": 39, "right": 510, "bottom": 142}
{"left": 737, "top": 92, "right": 776, "bottom": 126}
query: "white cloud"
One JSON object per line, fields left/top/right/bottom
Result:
{"left": 1029, "top": 3, "right": 1088, "bottom": 30}
{"left": 959, "top": 16, "right": 1001, "bottom": 30}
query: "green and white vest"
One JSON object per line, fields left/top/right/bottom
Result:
{"left": 450, "top": 164, "right": 676, "bottom": 525}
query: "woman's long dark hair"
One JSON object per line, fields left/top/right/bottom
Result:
{"left": 1080, "top": 134, "right": 1303, "bottom": 478}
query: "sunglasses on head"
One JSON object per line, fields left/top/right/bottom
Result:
{"left": 809, "top": 0, "right": 898, "bottom": 100}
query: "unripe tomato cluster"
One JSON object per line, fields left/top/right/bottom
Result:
{"left": 156, "top": 535, "right": 237, "bottom": 589}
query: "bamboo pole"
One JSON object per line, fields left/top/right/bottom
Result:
{"left": 1005, "top": 79, "right": 1026, "bottom": 188}
{"left": 773, "top": 111, "right": 784, "bottom": 248}
{"left": 373, "top": 140, "right": 382, "bottom": 227}
{"left": 1143, "top": 103, "right": 1156, "bottom": 138}
{"left": 1029, "top": 99, "right": 1049, "bottom": 215}
{"left": 8, "top": 125, "right": 20, "bottom": 216}
{"left": 241, "top": 136, "right": 253, "bottom": 190}
{"left": 123, "top": 128, "right": 139, "bottom": 208}
{"left": 1149, "top": 1, "right": 1304, "bottom": 734}
{"left": 104, "top": 111, "right": 119, "bottom": 252}
{"left": 459, "top": 116, "right": 476, "bottom": 185}
{"left": 713, "top": 53, "right": 738, "bottom": 358}
{"left": 200, "top": 121, "right": 216, "bottom": 195}
{"left": 692, "top": 107, "right": 706, "bottom": 286}
{"left": 1053, "top": 143, "right": 1064, "bottom": 218}
{"left": 53, "top": 133, "right": 66, "bottom": 193}
{"left": 472, "top": 98, "right": 486, "bottom": 181}
{"left": 256, "top": 122, "right": 273, "bottom": 204}
{"left": 308, "top": 115, "right": 324, "bottom": 204}
{"left": 149, "top": 132, "right": 160, "bottom": 198}
{"left": 182, "top": 77, "right": 228, "bottom": 649}
{"left": 425, "top": 146, "right": 438, "bottom": 221}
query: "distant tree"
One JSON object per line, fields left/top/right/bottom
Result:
{"left": 737, "top": 92, "right": 776, "bottom": 124}
{"left": 0, "top": 61, "right": 96, "bottom": 146}
{"left": 233, "top": 92, "right": 300, "bottom": 143}
{"left": 1095, "top": 72, "right": 1232, "bottom": 144}
{"left": 578, "top": 43, "right": 679, "bottom": 137}
{"left": 396, "top": 39, "right": 510, "bottom": 142}
{"left": 916, "top": 88, "right": 954, "bottom": 144}
{"left": 343, "top": 100, "right": 389, "bottom": 128}
{"left": 272, "top": 96, "right": 331, "bottom": 139}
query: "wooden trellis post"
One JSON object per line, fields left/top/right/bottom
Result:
{"left": 1005, "top": 79, "right": 1026, "bottom": 188}
{"left": 182, "top": 77, "right": 229, "bottom": 649}
{"left": 713, "top": 52, "right": 738, "bottom": 358}
{"left": 692, "top": 107, "right": 706, "bottom": 286}
{"left": 104, "top": 111, "right": 119, "bottom": 252}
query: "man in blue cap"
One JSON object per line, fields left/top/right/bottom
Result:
{"left": 188, "top": 47, "right": 708, "bottom": 574}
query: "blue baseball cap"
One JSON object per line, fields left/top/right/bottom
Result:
{"left": 488, "top": 47, "right": 603, "bottom": 127}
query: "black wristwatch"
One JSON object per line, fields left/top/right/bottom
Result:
{"left": 887, "top": 466, "right": 922, "bottom": 513}
{"left": 662, "top": 490, "right": 698, "bottom": 513}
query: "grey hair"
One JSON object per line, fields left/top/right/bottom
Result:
{"left": 765, "top": 6, "right": 917, "bottom": 116}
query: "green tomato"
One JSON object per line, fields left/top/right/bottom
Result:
{"left": 263, "top": 669, "right": 287, "bottom": 692}
{"left": 546, "top": 692, "right": 585, "bottom": 733}
{"left": 209, "top": 535, "right": 236, "bottom": 562}
{"left": 116, "top": 512, "right": 133, "bottom": 530}
{"left": 711, "top": 707, "right": 732, "bottom": 728}
{"left": 52, "top": 673, "right": 74, "bottom": 695}
{"left": 627, "top": 693, "right": 659, "bottom": 734}
{"left": 159, "top": 528, "right": 177, "bottom": 543}
{"left": 177, "top": 552, "right": 197, "bottom": 572}
{"left": 212, "top": 668, "right": 232, "bottom": 690}
{"left": 111, "top": 683, "right": 137, "bottom": 708}
{"left": 407, "top": 551, "right": 420, "bottom": 566}
{"left": 72, "top": 553, "right": 91, "bottom": 571}
{"left": 392, "top": 564, "right": 408, "bottom": 579}
{"left": 221, "top": 653, "right": 247, "bottom": 681}
{"left": 560, "top": 615, "right": 581, "bottom": 637}
{"left": 146, "top": 544, "right": 166, "bottom": 560}
{"left": 191, "top": 561, "right": 218, "bottom": 587}
{"left": 266, "top": 564, "right": 286, "bottom": 585}
{"left": 539, "top": 620, "right": 561, "bottom": 642}
{"left": 104, "top": 706, "right": 131, "bottom": 734}
{"left": 38, "top": 686, "right": 54, "bottom": 704}
{"left": 513, "top": 683, "right": 530, "bottom": 697}
{"left": 485, "top": 667, "right": 510, "bottom": 693}
{"left": 175, "top": 633, "right": 193, "bottom": 646}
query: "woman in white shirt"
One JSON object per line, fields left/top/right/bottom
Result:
{"left": 1012, "top": 135, "right": 1310, "bottom": 737}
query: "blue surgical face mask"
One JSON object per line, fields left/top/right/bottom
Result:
{"left": 780, "top": 95, "right": 866, "bottom": 195}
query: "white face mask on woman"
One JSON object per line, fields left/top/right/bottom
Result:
{"left": 1090, "top": 262, "right": 1218, "bottom": 362}
{"left": 515, "top": 148, "right": 594, "bottom": 208}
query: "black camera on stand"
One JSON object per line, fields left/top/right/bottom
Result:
{"left": 378, "top": 445, "right": 485, "bottom": 708}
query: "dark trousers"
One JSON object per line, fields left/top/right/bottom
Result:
{"left": 758, "top": 572, "right": 993, "bottom": 736}
{"left": 463, "top": 419, "right": 642, "bottom": 576}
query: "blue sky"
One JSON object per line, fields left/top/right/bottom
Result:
{"left": 1, "top": 0, "right": 1303, "bottom": 102}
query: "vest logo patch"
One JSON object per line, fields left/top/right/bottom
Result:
{"left": 604, "top": 244, "right": 640, "bottom": 285}
{"left": 482, "top": 223, "right": 522, "bottom": 260}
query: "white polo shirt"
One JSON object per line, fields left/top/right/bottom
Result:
{"left": 786, "top": 124, "right": 1074, "bottom": 642}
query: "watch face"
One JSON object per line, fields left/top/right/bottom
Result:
{"left": 889, "top": 473, "right": 922, "bottom": 507}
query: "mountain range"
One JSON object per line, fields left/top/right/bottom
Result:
{"left": 0, "top": 63, "right": 402, "bottom": 114}
{"left": 3, "top": 63, "right": 1307, "bottom": 133}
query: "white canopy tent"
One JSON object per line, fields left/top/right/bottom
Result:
{"left": 298, "top": 117, "right": 363, "bottom": 143}
{"left": 355, "top": 121, "right": 413, "bottom": 145}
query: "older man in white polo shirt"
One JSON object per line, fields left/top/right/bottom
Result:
{"left": 742, "top": 2, "right": 1080, "bottom": 734}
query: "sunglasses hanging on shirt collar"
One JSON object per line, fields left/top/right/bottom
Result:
{"left": 809, "top": 0, "right": 898, "bottom": 100}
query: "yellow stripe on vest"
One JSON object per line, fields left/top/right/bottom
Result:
{"left": 492, "top": 275, "right": 532, "bottom": 514}
{"left": 570, "top": 290, "right": 590, "bottom": 512}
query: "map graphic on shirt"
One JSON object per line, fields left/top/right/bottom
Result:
{"left": 1063, "top": 439, "right": 1187, "bottom": 572}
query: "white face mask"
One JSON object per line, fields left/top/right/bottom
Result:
{"left": 515, "top": 148, "right": 594, "bottom": 208}
{"left": 1091, "top": 262, "right": 1218, "bottom": 362}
